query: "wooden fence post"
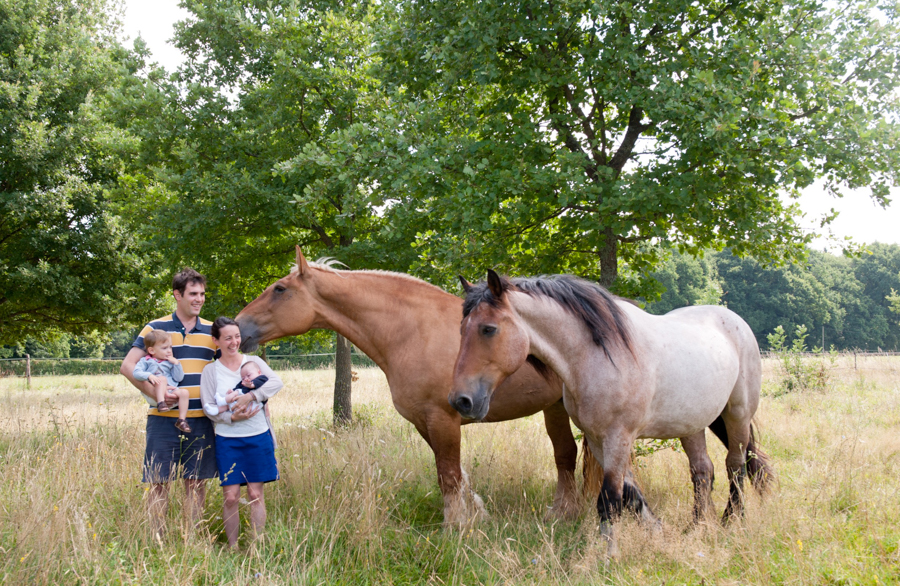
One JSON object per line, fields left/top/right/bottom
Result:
{"left": 26, "top": 354, "right": 32, "bottom": 389}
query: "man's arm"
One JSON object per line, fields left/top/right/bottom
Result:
{"left": 120, "top": 347, "right": 156, "bottom": 400}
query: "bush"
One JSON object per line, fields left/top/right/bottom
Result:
{"left": 767, "top": 325, "right": 833, "bottom": 395}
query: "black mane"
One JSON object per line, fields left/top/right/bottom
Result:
{"left": 462, "top": 274, "right": 634, "bottom": 361}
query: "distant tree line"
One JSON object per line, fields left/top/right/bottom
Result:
{"left": 643, "top": 243, "right": 900, "bottom": 351}
{"left": 6, "top": 241, "right": 900, "bottom": 359}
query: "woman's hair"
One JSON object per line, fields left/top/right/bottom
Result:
{"left": 211, "top": 316, "right": 239, "bottom": 339}
{"left": 143, "top": 329, "right": 171, "bottom": 349}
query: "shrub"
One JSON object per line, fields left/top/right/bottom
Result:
{"left": 767, "top": 324, "right": 833, "bottom": 395}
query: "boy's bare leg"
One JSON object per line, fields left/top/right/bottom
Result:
{"left": 176, "top": 388, "right": 190, "bottom": 420}
{"left": 154, "top": 380, "right": 169, "bottom": 410}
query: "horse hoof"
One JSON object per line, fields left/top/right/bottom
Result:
{"left": 545, "top": 502, "right": 581, "bottom": 522}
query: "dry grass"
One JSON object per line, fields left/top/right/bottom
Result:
{"left": 1, "top": 358, "right": 900, "bottom": 584}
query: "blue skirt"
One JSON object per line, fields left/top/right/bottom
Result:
{"left": 215, "top": 430, "right": 279, "bottom": 486}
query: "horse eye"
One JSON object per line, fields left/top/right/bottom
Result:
{"left": 481, "top": 325, "right": 497, "bottom": 336}
{"left": 274, "top": 285, "right": 286, "bottom": 294}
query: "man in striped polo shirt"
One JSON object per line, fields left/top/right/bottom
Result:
{"left": 120, "top": 268, "right": 218, "bottom": 539}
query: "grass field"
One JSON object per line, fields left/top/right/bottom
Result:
{"left": 1, "top": 355, "right": 900, "bottom": 584}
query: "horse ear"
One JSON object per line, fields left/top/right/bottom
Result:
{"left": 458, "top": 275, "right": 473, "bottom": 294}
{"left": 487, "top": 269, "right": 504, "bottom": 298}
{"left": 296, "top": 245, "right": 310, "bottom": 275}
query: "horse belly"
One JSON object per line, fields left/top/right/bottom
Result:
{"left": 639, "top": 351, "right": 738, "bottom": 440}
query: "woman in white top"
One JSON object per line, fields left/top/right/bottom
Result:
{"left": 200, "top": 317, "right": 283, "bottom": 548}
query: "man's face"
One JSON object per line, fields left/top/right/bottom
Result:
{"left": 174, "top": 282, "right": 206, "bottom": 319}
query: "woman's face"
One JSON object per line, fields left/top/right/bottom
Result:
{"left": 215, "top": 324, "right": 242, "bottom": 356}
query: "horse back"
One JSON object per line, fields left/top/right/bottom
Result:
{"left": 622, "top": 304, "right": 761, "bottom": 437}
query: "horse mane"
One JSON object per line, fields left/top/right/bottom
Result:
{"left": 462, "top": 274, "right": 635, "bottom": 361}
{"left": 292, "top": 258, "right": 450, "bottom": 295}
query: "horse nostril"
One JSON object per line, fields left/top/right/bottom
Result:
{"left": 454, "top": 395, "right": 473, "bottom": 413}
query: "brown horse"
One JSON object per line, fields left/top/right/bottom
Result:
{"left": 450, "top": 271, "right": 773, "bottom": 555}
{"left": 235, "top": 247, "right": 589, "bottom": 525}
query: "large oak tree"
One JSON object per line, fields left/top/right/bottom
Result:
{"left": 376, "top": 0, "right": 900, "bottom": 291}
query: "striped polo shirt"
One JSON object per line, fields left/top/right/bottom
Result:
{"left": 133, "top": 313, "right": 218, "bottom": 418}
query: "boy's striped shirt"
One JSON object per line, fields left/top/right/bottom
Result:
{"left": 133, "top": 314, "right": 218, "bottom": 418}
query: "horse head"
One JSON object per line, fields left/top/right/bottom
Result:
{"left": 236, "top": 245, "right": 320, "bottom": 352}
{"left": 449, "top": 269, "right": 531, "bottom": 420}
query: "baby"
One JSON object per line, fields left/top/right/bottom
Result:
{"left": 133, "top": 330, "right": 192, "bottom": 433}
{"left": 204, "top": 361, "right": 268, "bottom": 417}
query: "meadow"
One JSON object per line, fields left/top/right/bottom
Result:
{"left": 1, "top": 355, "right": 899, "bottom": 584}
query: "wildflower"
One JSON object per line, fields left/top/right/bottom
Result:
{"left": 797, "top": 539, "right": 803, "bottom": 552}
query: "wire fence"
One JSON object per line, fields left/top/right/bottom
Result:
{"left": 0, "top": 352, "right": 378, "bottom": 378}
{"left": 2, "top": 350, "right": 898, "bottom": 379}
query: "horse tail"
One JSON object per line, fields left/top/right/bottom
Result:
{"left": 707, "top": 416, "right": 775, "bottom": 494}
{"left": 746, "top": 422, "right": 775, "bottom": 492}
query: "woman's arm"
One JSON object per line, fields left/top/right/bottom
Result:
{"left": 200, "top": 363, "right": 233, "bottom": 424}
{"left": 247, "top": 356, "right": 283, "bottom": 402}
{"left": 231, "top": 357, "right": 282, "bottom": 409}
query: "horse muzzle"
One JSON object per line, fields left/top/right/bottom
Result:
{"left": 448, "top": 380, "right": 492, "bottom": 420}
{"left": 235, "top": 317, "right": 262, "bottom": 353}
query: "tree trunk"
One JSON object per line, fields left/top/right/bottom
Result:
{"left": 599, "top": 227, "right": 618, "bottom": 289}
{"left": 333, "top": 332, "right": 353, "bottom": 425}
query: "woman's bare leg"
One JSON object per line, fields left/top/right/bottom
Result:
{"left": 246, "top": 482, "right": 266, "bottom": 540}
{"left": 222, "top": 484, "right": 241, "bottom": 548}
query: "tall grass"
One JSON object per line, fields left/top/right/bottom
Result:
{"left": 1, "top": 359, "right": 899, "bottom": 584}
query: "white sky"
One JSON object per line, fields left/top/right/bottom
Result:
{"left": 118, "top": 0, "right": 900, "bottom": 252}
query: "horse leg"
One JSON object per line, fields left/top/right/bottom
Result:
{"left": 542, "top": 399, "right": 580, "bottom": 520}
{"left": 721, "top": 416, "right": 751, "bottom": 522}
{"left": 594, "top": 433, "right": 632, "bottom": 559}
{"left": 680, "top": 430, "right": 715, "bottom": 523}
{"left": 420, "top": 411, "right": 487, "bottom": 527}
{"left": 622, "top": 462, "right": 661, "bottom": 531}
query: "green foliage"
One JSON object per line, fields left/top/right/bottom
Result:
{"left": 0, "top": 0, "right": 163, "bottom": 344}
{"left": 888, "top": 287, "right": 900, "bottom": 321}
{"left": 766, "top": 325, "right": 832, "bottom": 395}
{"left": 375, "top": 0, "right": 900, "bottom": 288}
{"left": 118, "top": 0, "right": 394, "bottom": 318}
{"left": 643, "top": 251, "right": 722, "bottom": 314}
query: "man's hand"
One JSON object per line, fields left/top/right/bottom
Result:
{"left": 162, "top": 388, "right": 179, "bottom": 407}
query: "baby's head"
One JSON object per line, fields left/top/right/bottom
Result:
{"left": 241, "top": 362, "right": 262, "bottom": 386}
{"left": 144, "top": 330, "right": 173, "bottom": 359}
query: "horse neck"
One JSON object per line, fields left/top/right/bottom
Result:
{"left": 310, "top": 268, "right": 460, "bottom": 370}
{"left": 509, "top": 291, "right": 610, "bottom": 390}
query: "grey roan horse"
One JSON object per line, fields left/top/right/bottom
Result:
{"left": 449, "top": 271, "right": 773, "bottom": 556}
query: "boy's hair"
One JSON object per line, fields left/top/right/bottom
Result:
{"left": 173, "top": 268, "right": 207, "bottom": 295}
{"left": 241, "top": 362, "right": 262, "bottom": 375}
{"left": 143, "top": 330, "right": 171, "bottom": 349}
